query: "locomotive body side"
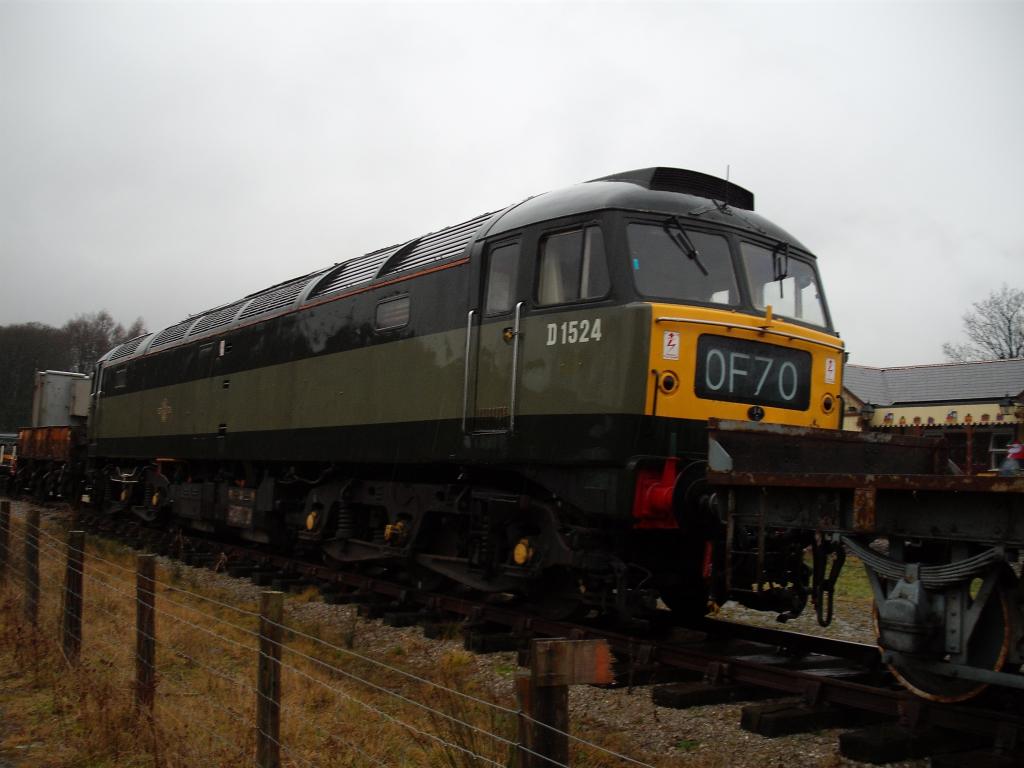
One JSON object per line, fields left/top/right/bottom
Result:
{"left": 85, "top": 168, "right": 844, "bottom": 617}
{"left": 91, "top": 260, "right": 477, "bottom": 465}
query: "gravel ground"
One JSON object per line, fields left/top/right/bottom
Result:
{"left": 167, "top": 558, "right": 920, "bottom": 767}
{"left": 4, "top": 501, "right": 925, "bottom": 767}
{"left": 717, "top": 598, "right": 877, "bottom": 645}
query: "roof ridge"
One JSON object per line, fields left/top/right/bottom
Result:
{"left": 845, "top": 357, "right": 1024, "bottom": 406}
{"left": 849, "top": 358, "right": 1024, "bottom": 373}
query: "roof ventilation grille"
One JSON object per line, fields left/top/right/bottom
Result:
{"left": 188, "top": 300, "right": 246, "bottom": 337}
{"left": 309, "top": 244, "right": 402, "bottom": 300}
{"left": 239, "top": 277, "right": 310, "bottom": 320}
{"left": 108, "top": 334, "right": 150, "bottom": 361}
{"left": 150, "top": 320, "right": 194, "bottom": 348}
{"left": 378, "top": 211, "right": 494, "bottom": 278}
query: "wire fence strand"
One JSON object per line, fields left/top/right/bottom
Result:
{"left": 272, "top": 653, "right": 512, "bottom": 768}
{"left": 156, "top": 672, "right": 262, "bottom": 768}
{"left": 1, "top": 509, "right": 657, "bottom": 767}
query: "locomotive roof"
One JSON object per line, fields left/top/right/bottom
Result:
{"left": 485, "top": 170, "right": 806, "bottom": 248}
{"left": 101, "top": 168, "right": 808, "bottom": 364}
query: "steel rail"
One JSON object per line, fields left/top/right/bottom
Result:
{"left": 70, "top": 508, "right": 1024, "bottom": 745}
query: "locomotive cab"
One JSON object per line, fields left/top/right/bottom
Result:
{"left": 629, "top": 215, "right": 843, "bottom": 432}
{"left": 466, "top": 168, "right": 844, "bottom": 459}
{"left": 456, "top": 169, "right": 845, "bottom": 619}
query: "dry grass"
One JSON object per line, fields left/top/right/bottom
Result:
{"left": 0, "top": 513, "right": 684, "bottom": 768}
{"left": 834, "top": 555, "right": 874, "bottom": 605}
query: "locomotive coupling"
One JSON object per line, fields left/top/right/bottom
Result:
{"left": 631, "top": 456, "right": 680, "bottom": 528}
{"left": 645, "top": 456, "right": 677, "bottom": 519}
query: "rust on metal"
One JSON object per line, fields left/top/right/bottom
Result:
{"left": 17, "top": 426, "right": 77, "bottom": 461}
{"left": 852, "top": 487, "right": 877, "bottom": 531}
{"left": 706, "top": 470, "right": 1024, "bottom": 494}
{"left": 709, "top": 417, "right": 938, "bottom": 446}
{"left": 531, "top": 638, "right": 613, "bottom": 687}
{"left": 705, "top": 417, "right": 1024, "bottom": 494}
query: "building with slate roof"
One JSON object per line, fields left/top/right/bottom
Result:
{"left": 842, "top": 358, "right": 1024, "bottom": 474}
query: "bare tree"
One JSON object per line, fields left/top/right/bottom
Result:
{"left": 0, "top": 322, "right": 72, "bottom": 430}
{"left": 942, "top": 285, "right": 1024, "bottom": 362}
{"left": 0, "top": 311, "right": 146, "bottom": 430}
{"left": 62, "top": 310, "right": 147, "bottom": 375}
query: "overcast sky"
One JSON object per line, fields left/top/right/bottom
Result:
{"left": 1, "top": 0, "right": 1021, "bottom": 367}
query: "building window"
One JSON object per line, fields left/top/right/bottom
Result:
{"left": 989, "top": 431, "right": 1015, "bottom": 470}
{"left": 943, "top": 431, "right": 966, "bottom": 472}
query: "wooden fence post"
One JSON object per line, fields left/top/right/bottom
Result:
{"left": 23, "top": 509, "right": 39, "bottom": 624}
{"left": 135, "top": 554, "right": 156, "bottom": 710}
{"left": 62, "top": 531, "right": 85, "bottom": 664}
{"left": 256, "top": 591, "right": 284, "bottom": 768}
{"left": 0, "top": 500, "right": 10, "bottom": 582}
{"left": 515, "top": 672, "right": 535, "bottom": 768}
{"left": 517, "top": 639, "right": 613, "bottom": 768}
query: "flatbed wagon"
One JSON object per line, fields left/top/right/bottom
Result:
{"left": 707, "top": 418, "right": 1024, "bottom": 701}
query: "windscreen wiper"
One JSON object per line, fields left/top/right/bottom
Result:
{"left": 772, "top": 241, "right": 790, "bottom": 298}
{"left": 687, "top": 202, "right": 769, "bottom": 235}
{"left": 662, "top": 217, "right": 709, "bottom": 276}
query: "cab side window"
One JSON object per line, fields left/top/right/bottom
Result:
{"left": 537, "top": 226, "right": 609, "bottom": 306}
{"left": 484, "top": 241, "right": 520, "bottom": 315}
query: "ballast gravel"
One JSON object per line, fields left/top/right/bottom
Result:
{"left": 167, "top": 560, "right": 923, "bottom": 768}
{"left": 7, "top": 502, "right": 925, "bottom": 767}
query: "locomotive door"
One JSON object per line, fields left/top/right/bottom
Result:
{"left": 466, "top": 238, "right": 523, "bottom": 433}
{"left": 89, "top": 362, "right": 106, "bottom": 445}
{"left": 207, "top": 339, "right": 231, "bottom": 447}
{"left": 191, "top": 341, "right": 217, "bottom": 440}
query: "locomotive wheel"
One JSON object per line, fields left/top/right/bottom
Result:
{"left": 409, "top": 565, "right": 449, "bottom": 593}
{"left": 877, "top": 586, "right": 1012, "bottom": 703}
{"left": 534, "top": 593, "right": 586, "bottom": 621}
{"left": 527, "top": 569, "right": 586, "bottom": 621}
{"left": 659, "top": 581, "right": 711, "bottom": 623}
{"left": 658, "top": 534, "right": 712, "bottom": 623}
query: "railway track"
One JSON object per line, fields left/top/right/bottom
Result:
{"left": 56, "top": 506, "right": 1023, "bottom": 767}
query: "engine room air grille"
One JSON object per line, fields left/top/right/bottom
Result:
{"left": 188, "top": 300, "right": 246, "bottom": 337}
{"left": 107, "top": 334, "right": 149, "bottom": 362}
{"left": 590, "top": 167, "right": 755, "bottom": 211}
{"left": 150, "top": 319, "right": 195, "bottom": 348}
{"left": 377, "top": 211, "right": 493, "bottom": 278}
{"left": 308, "top": 246, "right": 401, "bottom": 300}
{"left": 238, "top": 276, "right": 311, "bottom": 321}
